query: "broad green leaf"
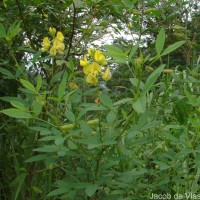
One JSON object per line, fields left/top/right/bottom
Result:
{"left": 32, "top": 101, "right": 43, "bottom": 117}
{"left": 20, "top": 79, "right": 37, "bottom": 94}
{"left": 29, "top": 126, "right": 53, "bottom": 135}
{"left": 161, "top": 41, "right": 185, "bottom": 56}
{"left": 106, "top": 110, "right": 117, "bottom": 124}
{"left": 65, "top": 110, "right": 75, "bottom": 123}
{"left": 104, "top": 45, "right": 123, "bottom": 54}
{"left": 36, "top": 75, "right": 42, "bottom": 91}
{"left": 156, "top": 28, "right": 165, "bottom": 55}
{"left": 47, "top": 188, "right": 69, "bottom": 197}
{"left": 80, "top": 120, "right": 92, "bottom": 135}
{"left": 141, "top": 64, "right": 165, "bottom": 95}
{"left": 85, "top": 184, "right": 98, "bottom": 197}
{"left": 0, "top": 67, "right": 15, "bottom": 78}
{"left": 10, "top": 100, "right": 26, "bottom": 110}
{"left": 25, "top": 154, "right": 49, "bottom": 162}
{"left": 0, "top": 108, "right": 33, "bottom": 118}
{"left": 113, "top": 98, "right": 133, "bottom": 106}
{"left": 99, "top": 93, "right": 112, "bottom": 108}
{"left": 0, "top": 23, "right": 6, "bottom": 37}
{"left": 34, "top": 145, "right": 66, "bottom": 153}
{"left": 57, "top": 72, "right": 68, "bottom": 98}
{"left": 132, "top": 95, "right": 146, "bottom": 113}
{"left": 50, "top": 70, "right": 64, "bottom": 85}
{"left": 55, "top": 135, "right": 65, "bottom": 146}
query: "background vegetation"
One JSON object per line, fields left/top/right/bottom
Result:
{"left": 0, "top": 0, "right": 200, "bottom": 199}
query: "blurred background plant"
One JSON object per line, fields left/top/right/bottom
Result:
{"left": 0, "top": 0, "right": 200, "bottom": 199}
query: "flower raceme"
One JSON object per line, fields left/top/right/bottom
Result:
{"left": 80, "top": 49, "right": 111, "bottom": 85}
{"left": 41, "top": 28, "right": 65, "bottom": 56}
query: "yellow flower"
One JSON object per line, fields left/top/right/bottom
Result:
{"left": 90, "top": 62, "right": 101, "bottom": 76}
{"left": 102, "top": 68, "right": 111, "bottom": 81}
{"left": 80, "top": 55, "right": 90, "bottom": 68}
{"left": 49, "top": 46, "right": 57, "bottom": 56}
{"left": 94, "top": 50, "right": 107, "bottom": 66}
{"left": 86, "top": 73, "right": 98, "bottom": 85}
{"left": 56, "top": 31, "right": 64, "bottom": 42}
{"left": 49, "top": 27, "right": 56, "bottom": 35}
{"left": 88, "top": 48, "right": 95, "bottom": 57}
{"left": 41, "top": 37, "right": 51, "bottom": 51}
{"left": 53, "top": 38, "right": 65, "bottom": 51}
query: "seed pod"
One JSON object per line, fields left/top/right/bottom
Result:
{"left": 162, "top": 69, "right": 174, "bottom": 73}
{"left": 134, "top": 57, "right": 143, "bottom": 78}
{"left": 60, "top": 124, "right": 74, "bottom": 131}
{"left": 172, "top": 25, "right": 186, "bottom": 31}
{"left": 145, "top": 66, "right": 154, "bottom": 72}
{"left": 173, "top": 32, "right": 185, "bottom": 38}
{"left": 87, "top": 119, "right": 99, "bottom": 126}
{"left": 144, "top": 8, "right": 158, "bottom": 14}
{"left": 132, "top": 9, "right": 139, "bottom": 15}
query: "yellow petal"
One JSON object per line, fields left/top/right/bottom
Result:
{"left": 83, "top": 65, "right": 91, "bottom": 75}
{"left": 56, "top": 31, "right": 64, "bottom": 41}
{"left": 102, "top": 68, "right": 111, "bottom": 81}
{"left": 42, "top": 37, "right": 51, "bottom": 51}
{"left": 80, "top": 55, "right": 90, "bottom": 67}
{"left": 49, "top": 46, "right": 57, "bottom": 56}
{"left": 88, "top": 48, "right": 95, "bottom": 57}
{"left": 86, "top": 73, "right": 98, "bottom": 85}
{"left": 53, "top": 38, "right": 65, "bottom": 50}
{"left": 90, "top": 62, "right": 101, "bottom": 75}
{"left": 94, "top": 50, "right": 107, "bottom": 66}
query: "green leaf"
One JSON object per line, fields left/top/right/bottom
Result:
{"left": 104, "top": 45, "right": 127, "bottom": 63}
{"left": 104, "top": 45, "right": 123, "bottom": 54}
{"left": 20, "top": 79, "right": 37, "bottom": 94}
{"left": 10, "top": 100, "right": 26, "bottom": 110}
{"left": 85, "top": 184, "right": 98, "bottom": 197}
{"left": 132, "top": 95, "right": 146, "bottom": 113}
{"left": 128, "top": 45, "right": 138, "bottom": 62}
{"left": 156, "top": 28, "right": 165, "bottom": 55}
{"left": 0, "top": 108, "right": 33, "bottom": 118}
{"left": 106, "top": 110, "right": 117, "bottom": 124}
{"left": 33, "top": 51, "right": 42, "bottom": 63}
{"left": 47, "top": 188, "right": 69, "bottom": 197}
{"left": 57, "top": 72, "right": 68, "bottom": 98}
{"left": 161, "top": 41, "right": 185, "bottom": 56}
{"left": 25, "top": 154, "right": 49, "bottom": 162}
{"left": 141, "top": 64, "right": 165, "bottom": 95}
{"left": 99, "top": 93, "right": 113, "bottom": 108}
{"left": 113, "top": 98, "right": 133, "bottom": 106}
{"left": 14, "top": 173, "right": 27, "bottom": 200}
{"left": 7, "top": 21, "right": 21, "bottom": 39}
{"left": 65, "top": 110, "right": 75, "bottom": 123}
{"left": 0, "top": 23, "right": 6, "bottom": 37}
{"left": 36, "top": 75, "right": 42, "bottom": 91}
{"left": 0, "top": 67, "right": 15, "bottom": 78}
{"left": 80, "top": 120, "right": 92, "bottom": 135}
{"left": 50, "top": 71, "right": 64, "bottom": 85}
{"left": 34, "top": 145, "right": 65, "bottom": 153}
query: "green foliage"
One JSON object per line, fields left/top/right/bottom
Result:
{"left": 0, "top": 0, "right": 200, "bottom": 200}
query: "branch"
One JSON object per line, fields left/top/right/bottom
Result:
{"left": 65, "top": 2, "right": 76, "bottom": 61}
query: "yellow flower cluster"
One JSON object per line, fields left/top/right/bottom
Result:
{"left": 80, "top": 49, "right": 111, "bottom": 85}
{"left": 41, "top": 27, "right": 65, "bottom": 56}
